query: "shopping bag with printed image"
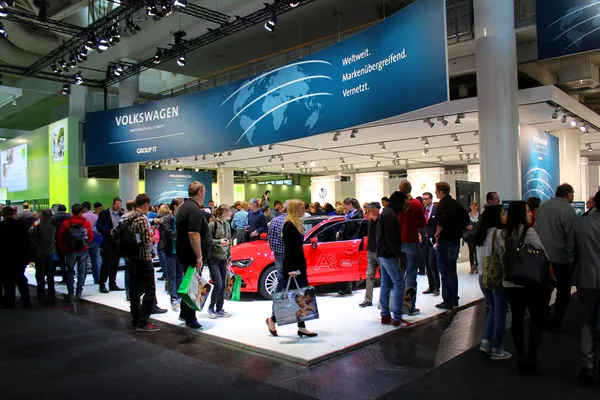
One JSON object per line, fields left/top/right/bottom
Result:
{"left": 224, "top": 269, "right": 242, "bottom": 301}
{"left": 272, "top": 277, "right": 319, "bottom": 326}
{"left": 178, "top": 266, "right": 211, "bottom": 312}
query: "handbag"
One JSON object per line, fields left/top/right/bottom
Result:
{"left": 502, "top": 228, "right": 550, "bottom": 287}
{"left": 482, "top": 229, "right": 504, "bottom": 290}
{"left": 177, "top": 266, "right": 211, "bottom": 311}
{"left": 224, "top": 268, "right": 242, "bottom": 301}
{"left": 272, "top": 277, "right": 319, "bottom": 326}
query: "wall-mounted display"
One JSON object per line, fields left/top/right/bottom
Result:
{"left": 520, "top": 127, "right": 560, "bottom": 201}
{"left": 0, "top": 144, "right": 28, "bottom": 192}
{"left": 145, "top": 169, "right": 213, "bottom": 205}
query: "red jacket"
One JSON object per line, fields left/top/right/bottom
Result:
{"left": 397, "top": 198, "right": 426, "bottom": 243}
{"left": 58, "top": 215, "right": 94, "bottom": 253}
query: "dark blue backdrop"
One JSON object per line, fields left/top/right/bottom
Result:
{"left": 145, "top": 169, "right": 213, "bottom": 205}
{"left": 520, "top": 129, "right": 560, "bottom": 202}
{"left": 537, "top": 0, "right": 600, "bottom": 60}
{"left": 85, "top": 0, "right": 448, "bottom": 166}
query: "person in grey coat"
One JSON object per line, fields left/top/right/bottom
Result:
{"left": 534, "top": 183, "right": 576, "bottom": 331}
{"left": 31, "top": 209, "right": 56, "bottom": 301}
{"left": 574, "top": 190, "right": 600, "bottom": 384}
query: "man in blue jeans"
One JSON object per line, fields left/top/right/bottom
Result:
{"left": 433, "top": 182, "right": 469, "bottom": 311}
{"left": 377, "top": 191, "right": 412, "bottom": 328}
{"left": 268, "top": 201, "right": 288, "bottom": 292}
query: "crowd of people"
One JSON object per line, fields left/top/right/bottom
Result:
{"left": 1, "top": 180, "right": 599, "bottom": 383}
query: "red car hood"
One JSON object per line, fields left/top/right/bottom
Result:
{"left": 231, "top": 240, "right": 273, "bottom": 261}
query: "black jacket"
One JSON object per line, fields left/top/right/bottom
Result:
{"left": 436, "top": 195, "right": 469, "bottom": 243}
{"left": 282, "top": 221, "right": 307, "bottom": 278}
{"left": 0, "top": 218, "right": 31, "bottom": 265}
{"left": 158, "top": 213, "right": 176, "bottom": 255}
{"left": 97, "top": 209, "right": 121, "bottom": 249}
{"left": 376, "top": 207, "right": 403, "bottom": 259}
{"left": 51, "top": 211, "right": 71, "bottom": 240}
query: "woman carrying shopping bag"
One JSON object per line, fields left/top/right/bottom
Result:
{"left": 266, "top": 199, "right": 317, "bottom": 338}
{"left": 207, "top": 205, "right": 233, "bottom": 319}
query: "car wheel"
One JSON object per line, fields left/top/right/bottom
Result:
{"left": 258, "top": 265, "right": 278, "bottom": 300}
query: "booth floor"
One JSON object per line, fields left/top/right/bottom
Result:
{"left": 25, "top": 262, "right": 483, "bottom": 365}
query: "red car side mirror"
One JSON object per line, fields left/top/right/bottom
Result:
{"left": 310, "top": 236, "right": 318, "bottom": 249}
{"left": 259, "top": 232, "right": 268, "bottom": 240}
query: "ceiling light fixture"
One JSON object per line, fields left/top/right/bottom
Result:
{"left": 424, "top": 118, "right": 434, "bottom": 128}
{"left": 369, "top": 154, "right": 374, "bottom": 161}
{"left": 570, "top": 120, "right": 578, "bottom": 127}
{"left": 11, "top": 95, "right": 16, "bottom": 106}
{"left": 74, "top": 72, "right": 83, "bottom": 85}
{"left": 51, "top": 64, "right": 61, "bottom": 74}
{"left": 177, "top": 54, "right": 186, "bottom": 67}
{"left": 264, "top": 10, "right": 278, "bottom": 32}
{"left": 194, "top": 168, "right": 199, "bottom": 172}
{"left": 174, "top": 0, "right": 188, "bottom": 7}
{"left": 350, "top": 128, "right": 358, "bottom": 138}
{"left": 0, "top": 22, "right": 6, "bottom": 38}
{"left": 560, "top": 114, "right": 567, "bottom": 124}
{"left": 422, "top": 148, "right": 429, "bottom": 156}
{"left": 580, "top": 123, "right": 589, "bottom": 134}
{"left": 380, "top": 142, "right": 386, "bottom": 151}
{"left": 394, "top": 152, "right": 400, "bottom": 160}
{"left": 202, "top": 155, "right": 207, "bottom": 160}
{"left": 453, "top": 134, "right": 459, "bottom": 144}
{"left": 279, "top": 155, "right": 284, "bottom": 161}
{"left": 61, "top": 84, "right": 70, "bottom": 95}
{"left": 281, "top": 164, "right": 285, "bottom": 170}
{"left": 259, "top": 146, "right": 264, "bottom": 152}
{"left": 551, "top": 109, "right": 559, "bottom": 119}
{"left": 437, "top": 116, "right": 448, "bottom": 126}
{"left": 423, "top": 137, "right": 430, "bottom": 147}
{"left": 474, "top": 130, "right": 479, "bottom": 136}
{"left": 153, "top": 48, "right": 162, "bottom": 64}
{"left": 437, "top": 156, "right": 443, "bottom": 162}
{"left": 288, "top": 1, "right": 301, "bottom": 7}
{"left": 455, "top": 113, "right": 464, "bottom": 124}
{"left": 268, "top": 144, "right": 274, "bottom": 150}
{"left": 587, "top": 143, "right": 593, "bottom": 152}
{"left": 333, "top": 131, "right": 340, "bottom": 141}
{"left": 97, "top": 38, "right": 109, "bottom": 51}
{"left": 458, "top": 145, "right": 464, "bottom": 154}
{"left": 340, "top": 157, "right": 345, "bottom": 164}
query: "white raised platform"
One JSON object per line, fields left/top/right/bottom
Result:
{"left": 25, "top": 262, "right": 483, "bottom": 365}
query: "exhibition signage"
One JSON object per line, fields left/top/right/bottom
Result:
{"left": 571, "top": 201, "right": 586, "bottom": 216}
{"left": 145, "top": 169, "right": 213, "bottom": 204}
{"left": 85, "top": 0, "right": 448, "bottom": 166}
{"left": 537, "top": 0, "right": 600, "bottom": 60}
{"left": 520, "top": 129, "right": 560, "bottom": 202}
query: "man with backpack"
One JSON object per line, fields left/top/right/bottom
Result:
{"left": 57, "top": 204, "right": 94, "bottom": 301}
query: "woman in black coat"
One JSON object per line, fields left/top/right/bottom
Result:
{"left": 266, "top": 199, "right": 317, "bottom": 338}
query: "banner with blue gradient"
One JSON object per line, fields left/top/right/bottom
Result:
{"left": 145, "top": 169, "right": 213, "bottom": 205}
{"left": 520, "top": 129, "right": 560, "bottom": 202}
{"left": 85, "top": 0, "right": 448, "bottom": 166}
{"left": 537, "top": 0, "right": 600, "bottom": 60}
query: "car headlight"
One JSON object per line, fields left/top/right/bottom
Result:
{"left": 231, "top": 258, "right": 254, "bottom": 268}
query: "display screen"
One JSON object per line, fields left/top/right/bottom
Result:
{"left": 0, "top": 144, "right": 28, "bottom": 192}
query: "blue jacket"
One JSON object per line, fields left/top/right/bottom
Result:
{"left": 248, "top": 209, "right": 267, "bottom": 237}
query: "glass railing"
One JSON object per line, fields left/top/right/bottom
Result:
{"left": 137, "top": 0, "right": 535, "bottom": 104}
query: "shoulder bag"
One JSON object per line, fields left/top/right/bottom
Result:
{"left": 502, "top": 228, "right": 550, "bottom": 287}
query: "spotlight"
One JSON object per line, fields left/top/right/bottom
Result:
{"left": 380, "top": 142, "right": 386, "bottom": 151}
{"left": 324, "top": 167, "right": 328, "bottom": 172}
{"left": 11, "top": 96, "right": 16, "bottom": 106}
{"left": 69, "top": 53, "right": 77, "bottom": 68}
{"left": 194, "top": 155, "right": 199, "bottom": 161}
{"left": 587, "top": 143, "right": 593, "bottom": 152}
{"left": 288, "top": 1, "right": 301, "bottom": 7}
{"left": 302, "top": 161, "right": 307, "bottom": 168}
{"left": 438, "top": 156, "right": 443, "bottom": 162}
{"left": 51, "top": 64, "right": 61, "bottom": 74}
{"left": 310, "top": 161, "right": 316, "bottom": 167}
{"left": 243, "top": 169, "right": 248, "bottom": 174}
{"left": 268, "top": 144, "right": 274, "bottom": 150}
{"left": 76, "top": 52, "right": 87, "bottom": 62}
{"left": 163, "top": 4, "right": 173, "bottom": 16}
{"left": 126, "top": 18, "right": 141, "bottom": 34}
{"left": 259, "top": 146, "right": 264, "bottom": 152}
{"left": 176, "top": 159, "right": 181, "bottom": 164}
{"left": 0, "top": 22, "right": 6, "bottom": 38}
{"left": 174, "top": 0, "right": 188, "bottom": 7}
{"left": 281, "top": 164, "right": 285, "bottom": 170}
{"left": 423, "top": 137, "right": 430, "bottom": 147}
{"left": 340, "top": 157, "right": 345, "bottom": 164}
{"left": 580, "top": 124, "right": 588, "bottom": 133}
{"left": 437, "top": 116, "right": 448, "bottom": 126}
{"left": 405, "top": 159, "right": 409, "bottom": 168}
{"left": 264, "top": 11, "right": 278, "bottom": 32}
{"left": 474, "top": 130, "right": 479, "bottom": 136}
{"left": 375, "top": 161, "right": 380, "bottom": 168}
{"left": 257, "top": 167, "right": 260, "bottom": 173}
{"left": 350, "top": 128, "right": 358, "bottom": 138}
{"left": 177, "top": 168, "right": 182, "bottom": 171}
{"left": 228, "top": 151, "right": 233, "bottom": 156}
{"left": 202, "top": 155, "right": 207, "bottom": 160}
{"left": 0, "top": 10, "right": 5, "bottom": 18}
{"left": 453, "top": 134, "right": 459, "bottom": 144}
{"left": 455, "top": 114, "right": 464, "bottom": 124}
{"left": 60, "top": 59, "right": 68, "bottom": 69}
{"left": 570, "top": 120, "right": 578, "bottom": 127}
{"left": 177, "top": 54, "right": 186, "bottom": 67}
{"left": 194, "top": 168, "right": 199, "bottom": 172}
{"left": 153, "top": 48, "right": 162, "bottom": 64}
{"left": 551, "top": 109, "right": 558, "bottom": 119}
{"left": 561, "top": 115, "right": 567, "bottom": 124}
{"left": 333, "top": 132, "right": 340, "bottom": 141}
{"left": 369, "top": 154, "right": 374, "bottom": 161}
{"left": 424, "top": 118, "right": 434, "bottom": 128}
{"left": 422, "top": 148, "right": 429, "bottom": 156}
{"left": 61, "top": 84, "right": 70, "bottom": 95}
{"left": 97, "top": 38, "right": 109, "bottom": 51}
{"left": 394, "top": 152, "right": 400, "bottom": 160}
{"left": 214, "top": 153, "right": 219, "bottom": 158}
{"left": 458, "top": 145, "right": 464, "bottom": 154}
{"left": 85, "top": 39, "right": 95, "bottom": 51}
{"left": 74, "top": 72, "right": 83, "bottom": 85}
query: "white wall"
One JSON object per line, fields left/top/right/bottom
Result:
{"left": 406, "top": 167, "right": 445, "bottom": 197}
{"left": 444, "top": 173, "right": 469, "bottom": 196}
{"left": 468, "top": 164, "right": 481, "bottom": 182}
{"left": 355, "top": 172, "right": 389, "bottom": 205}
{"left": 389, "top": 178, "right": 403, "bottom": 195}
{"left": 340, "top": 181, "right": 356, "bottom": 200}
{"left": 589, "top": 164, "right": 600, "bottom": 198}
{"left": 311, "top": 176, "right": 342, "bottom": 205}
{"left": 550, "top": 129, "right": 582, "bottom": 200}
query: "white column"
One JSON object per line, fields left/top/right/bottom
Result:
{"left": 474, "top": 0, "right": 521, "bottom": 200}
{"left": 311, "top": 175, "right": 341, "bottom": 204}
{"left": 355, "top": 172, "right": 389, "bottom": 205}
{"left": 118, "top": 72, "right": 140, "bottom": 202}
{"left": 467, "top": 164, "right": 481, "bottom": 182}
{"left": 589, "top": 164, "right": 600, "bottom": 197}
{"left": 581, "top": 157, "right": 589, "bottom": 201}
{"left": 406, "top": 167, "right": 445, "bottom": 196}
{"left": 218, "top": 167, "right": 235, "bottom": 206}
{"left": 551, "top": 129, "right": 582, "bottom": 200}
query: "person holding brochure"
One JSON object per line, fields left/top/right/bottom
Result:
{"left": 266, "top": 200, "right": 317, "bottom": 338}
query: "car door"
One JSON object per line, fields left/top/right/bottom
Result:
{"left": 304, "top": 219, "right": 363, "bottom": 285}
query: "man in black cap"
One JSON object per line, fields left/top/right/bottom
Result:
{"left": 359, "top": 202, "right": 381, "bottom": 308}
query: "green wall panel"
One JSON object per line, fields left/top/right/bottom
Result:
{"left": 244, "top": 183, "right": 310, "bottom": 204}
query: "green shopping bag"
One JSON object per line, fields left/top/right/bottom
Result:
{"left": 178, "top": 266, "right": 211, "bottom": 311}
{"left": 224, "top": 269, "right": 242, "bottom": 301}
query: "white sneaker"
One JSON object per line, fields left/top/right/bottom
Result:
{"left": 208, "top": 309, "right": 219, "bottom": 319}
{"left": 490, "top": 348, "right": 512, "bottom": 360}
{"left": 479, "top": 340, "right": 491, "bottom": 355}
{"left": 171, "top": 301, "right": 180, "bottom": 312}
{"left": 218, "top": 310, "right": 231, "bottom": 318}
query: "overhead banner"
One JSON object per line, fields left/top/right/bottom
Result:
{"left": 537, "top": 0, "right": 600, "bottom": 60}
{"left": 85, "top": 0, "right": 448, "bottom": 166}
{"left": 520, "top": 127, "right": 560, "bottom": 202}
{"left": 145, "top": 169, "right": 213, "bottom": 205}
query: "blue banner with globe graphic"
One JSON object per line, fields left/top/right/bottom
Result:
{"left": 537, "top": 0, "right": 600, "bottom": 60}
{"left": 85, "top": 0, "right": 448, "bottom": 166}
{"left": 520, "top": 128, "right": 560, "bottom": 202}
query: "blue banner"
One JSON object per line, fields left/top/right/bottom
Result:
{"left": 520, "top": 129, "right": 560, "bottom": 202}
{"left": 145, "top": 169, "right": 213, "bottom": 205}
{"left": 537, "top": 0, "right": 600, "bottom": 60}
{"left": 85, "top": 0, "right": 448, "bottom": 166}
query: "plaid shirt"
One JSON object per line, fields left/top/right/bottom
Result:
{"left": 268, "top": 213, "right": 287, "bottom": 255}
{"left": 129, "top": 211, "right": 152, "bottom": 261}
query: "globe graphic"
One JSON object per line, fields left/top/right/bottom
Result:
{"left": 557, "top": 5, "right": 600, "bottom": 51}
{"left": 522, "top": 168, "right": 555, "bottom": 202}
{"left": 230, "top": 65, "right": 327, "bottom": 146}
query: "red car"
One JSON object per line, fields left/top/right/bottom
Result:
{"left": 231, "top": 216, "right": 374, "bottom": 299}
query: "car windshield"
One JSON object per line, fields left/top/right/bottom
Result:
{"left": 301, "top": 217, "right": 328, "bottom": 233}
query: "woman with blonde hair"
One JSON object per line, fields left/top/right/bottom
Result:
{"left": 266, "top": 199, "right": 317, "bottom": 338}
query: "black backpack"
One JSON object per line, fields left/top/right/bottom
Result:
{"left": 67, "top": 224, "right": 88, "bottom": 250}
{"left": 113, "top": 216, "right": 139, "bottom": 259}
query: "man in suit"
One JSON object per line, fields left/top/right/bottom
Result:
{"left": 97, "top": 197, "right": 125, "bottom": 294}
{"left": 420, "top": 192, "right": 440, "bottom": 296}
